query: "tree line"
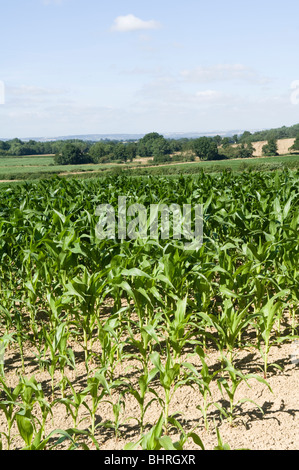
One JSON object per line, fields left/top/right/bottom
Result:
{"left": 237, "top": 123, "right": 299, "bottom": 143}
{"left": 0, "top": 138, "right": 93, "bottom": 157}
{"left": 1, "top": 125, "right": 298, "bottom": 165}
{"left": 53, "top": 132, "right": 255, "bottom": 165}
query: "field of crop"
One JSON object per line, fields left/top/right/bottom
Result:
{"left": 0, "top": 170, "right": 298, "bottom": 450}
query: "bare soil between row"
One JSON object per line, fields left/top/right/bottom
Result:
{"left": 1, "top": 334, "right": 298, "bottom": 450}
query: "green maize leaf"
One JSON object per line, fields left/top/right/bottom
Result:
{"left": 16, "top": 412, "right": 34, "bottom": 447}
{"left": 158, "top": 435, "right": 177, "bottom": 450}
{"left": 121, "top": 268, "right": 151, "bottom": 278}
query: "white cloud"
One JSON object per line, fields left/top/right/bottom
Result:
{"left": 181, "top": 64, "right": 269, "bottom": 84}
{"left": 111, "top": 14, "right": 161, "bottom": 33}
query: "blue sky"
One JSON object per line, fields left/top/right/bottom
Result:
{"left": 1, "top": 0, "right": 299, "bottom": 138}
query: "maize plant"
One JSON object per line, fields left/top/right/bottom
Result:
{"left": 0, "top": 170, "right": 298, "bottom": 449}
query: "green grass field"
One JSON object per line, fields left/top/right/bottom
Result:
{"left": 0, "top": 155, "right": 118, "bottom": 179}
{"left": 0, "top": 153, "right": 298, "bottom": 182}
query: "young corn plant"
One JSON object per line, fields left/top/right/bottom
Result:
{"left": 0, "top": 333, "right": 15, "bottom": 376}
{"left": 96, "top": 314, "right": 125, "bottom": 380}
{"left": 125, "top": 318, "right": 161, "bottom": 376}
{"left": 198, "top": 298, "right": 257, "bottom": 364}
{"left": 124, "top": 412, "right": 165, "bottom": 450}
{"left": 82, "top": 370, "right": 112, "bottom": 437}
{"left": 215, "top": 355, "right": 272, "bottom": 426}
{"left": 126, "top": 367, "right": 159, "bottom": 433}
{"left": 0, "top": 376, "right": 23, "bottom": 449}
{"left": 125, "top": 412, "right": 205, "bottom": 450}
{"left": 101, "top": 392, "right": 126, "bottom": 439}
{"left": 17, "top": 428, "right": 80, "bottom": 451}
{"left": 16, "top": 376, "right": 53, "bottom": 444}
{"left": 164, "top": 295, "right": 196, "bottom": 361}
{"left": 254, "top": 291, "right": 289, "bottom": 377}
{"left": 165, "top": 415, "right": 206, "bottom": 450}
{"left": 10, "top": 307, "right": 27, "bottom": 372}
{"left": 58, "top": 378, "right": 88, "bottom": 430}
{"left": 183, "top": 346, "right": 219, "bottom": 431}
{"left": 39, "top": 322, "right": 75, "bottom": 398}
{"left": 149, "top": 349, "right": 181, "bottom": 434}
{"left": 63, "top": 268, "right": 109, "bottom": 371}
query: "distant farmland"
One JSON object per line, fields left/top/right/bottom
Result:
{"left": 0, "top": 138, "right": 298, "bottom": 182}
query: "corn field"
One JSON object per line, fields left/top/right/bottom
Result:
{"left": 0, "top": 170, "right": 298, "bottom": 450}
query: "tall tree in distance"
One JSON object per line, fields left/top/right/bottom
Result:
{"left": 192, "top": 137, "right": 219, "bottom": 160}
{"left": 289, "top": 133, "right": 299, "bottom": 153}
{"left": 262, "top": 138, "right": 278, "bottom": 156}
{"left": 54, "top": 143, "right": 92, "bottom": 165}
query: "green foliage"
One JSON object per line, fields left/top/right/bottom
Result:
{"left": 289, "top": 132, "right": 299, "bottom": 152}
{"left": 89, "top": 141, "right": 137, "bottom": 163}
{"left": 137, "top": 132, "right": 171, "bottom": 158}
{"left": 0, "top": 170, "right": 298, "bottom": 450}
{"left": 262, "top": 138, "right": 278, "bottom": 156}
{"left": 191, "top": 136, "right": 219, "bottom": 160}
{"left": 239, "top": 123, "right": 299, "bottom": 142}
{"left": 238, "top": 142, "right": 254, "bottom": 158}
{"left": 54, "top": 143, "right": 93, "bottom": 165}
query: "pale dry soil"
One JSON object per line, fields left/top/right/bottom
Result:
{"left": 252, "top": 138, "right": 295, "bottom": 157}
{"left": 1, "top": 331, "right": 298, "bottom": 451}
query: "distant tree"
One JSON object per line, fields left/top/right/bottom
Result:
{"left": 114, "top": 143, "right": 127, "bottom": 161}
{"left": 136, "top": 141, "right": 148, "bottom": 158}
{"left": 221, "top": 137, "right": 231, "bottom": 149}
{"left": 0, "top": 140, "right": 9, "bottom": 154}
{"left": 239, "top": 131, "right": 252, "bottom": 143}
{"left": 168, "top": 139, "right": 183, "bottom": 153}
{"left": 239, "top": 142, "right": 254, "bottom": 158}
{"left": 89, "top": 142, "right": 108, "bottom": 162}
{"left": 233, "top": 134, "right": 239, "bottom": 143}
{"left": 9, "top": 143, "right": 23, "bottom": 156}
{"left": 220, "top": 145, "right": 239, "bottom": 159}
{"left": 54, "top": 143, "right": 92, "bottom": 165}
{"left": 152, "top": 137, "right": 171, "bottom": 158}
{"left": 289, "top": 133, "right": 299, "bottom": 152}
{"left": 137, "top": 132, "right": 165, "bottom": 157}
{"left": 125, "top": 142, "right": 137, "bottom": 162}
{"left": 213, "top": 135, "right": 222, "bottom": 146}
{"left": 192, "top": 137, "right": 218, "bottom": 160}
{"left": 262, "top": 138, "right": 278, "bottom": 156}
{"left": 141, "top": 132, "right": 163, "bottom": 143}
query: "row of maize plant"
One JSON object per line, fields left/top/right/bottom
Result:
{"left": 0, "top": 169, "right": 298, "bottom": 449}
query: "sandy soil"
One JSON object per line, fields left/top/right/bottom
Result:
{"left": 1, "top": 328, "right": 298, "bottom": 451}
